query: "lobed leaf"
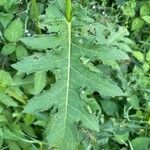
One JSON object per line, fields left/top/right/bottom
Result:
{"left": 12, "top": 1, "right": 130, "bottom": 149}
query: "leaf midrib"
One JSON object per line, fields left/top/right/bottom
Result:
{"left": 63, "top": 22, "right": 71, "bottom": 136}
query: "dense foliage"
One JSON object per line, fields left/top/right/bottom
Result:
{"left": 0, "top": 0, "right": 149, "bottom": 149}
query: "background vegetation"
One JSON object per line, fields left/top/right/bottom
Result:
{"left": 0, "top": 0, "right": 149, "bottom": 149}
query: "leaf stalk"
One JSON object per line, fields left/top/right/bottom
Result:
{"left": 31, "top": 0, "right": 41, "bottom": 34}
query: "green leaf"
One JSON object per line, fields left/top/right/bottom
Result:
{"left": 132, "top": 51, "right": 144, "bottom": 62}
{"left": 0, "top": 95, "right": 18, "bottom": 107}
{"left": 34, "top": 71, "right": 47, "bottom": 95}
{"left": 7, "top": 141, "right": 21, "bottom": 150}
{"left": 143, "top": 63, "right": 149, "bottom": 72}
{"left": 122, "top": 0, "right": 136, "bottom": 17}
{"left": 12, "top": 2, "right": 127, "bottom": 149}
{"left": 4, "top": 18, "right": 24, "bottom": 42}
{"left": 0, "top": 12, "right": 14, "bottom": 28}
{"left": 23, "top": 114, "right": 35, "bottom": 126}
{"left": 113, "top": 131, "right": 129, "bottom": 144}
{"left": 140, "top": 2, "right": 150, "bottom": 16}
{"left": 142, "top": 16, "right": 150, "bottom": 24}
{"left": 2, "top": 43, "right": 16, "bottom": 55}
{"left": 131, "top": 18, "right": 144, "bottom": 31}
{"left": 100, "top": 100, "right": 119, "bottom": 116}
{"left": 131, "top": 137, "right": 150, "bottom": 150}
{"left": 0, "top": 0, "right": 7, "bottom": 6}
{"left": 20, "top": 36, "right": 60, "bottom": 51}
{"left": 0, "top": 115, "right": 7, "bottom": 123}
{"left": 15, "top": 45, "right": 28, "bottom": 60}
{"left": 127, "top": 94, "right": 139, "bottom": 109}
{"left": 20, "top": 123, "right": 37, "bottom": 138}
{"left": 0, "top": 70, "right": 12, "bottom": 93}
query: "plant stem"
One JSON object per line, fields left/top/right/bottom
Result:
{"left": 65, "top": 0, "right": 72, "bottom": 22}
{"left": 6, "top": 89, "right": 27, "bottom": 104}
{"left": 31, "top": 0, "right": 41, "bottom": 34}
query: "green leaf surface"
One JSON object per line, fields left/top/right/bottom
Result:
{"left": 0, "top": 0, "right": 7, "bottom": 6}
{"left": 2, "top": 43, "right": 16, "bottom": 55}
{"left": 12, "top": 2, "right": 128, "bottom": 149}
{"left": 140, "top": 2, "right": 150, "bottom": 16}
{"left": 0, "top": 95, "right": 18, "bottom": 107}
{"left": 127, "top": 94, "right": 139, "bottom": 109}
{"left": 131, "top": 137, "right": 150, "bottom": 150}
{"left": 101, "top": 100, "right": 119, "bottom": 116}
{"left": 34, "top": 71, "right": 47, "bottom": 95}
{"left": 0, "top": 70, "right": 12, "bottom": 93}
{"left": 7, "top": 141, "right": 21, "bottom": 150}
{"left": 142, "top": 16, "right": 150, "bottom": 24}
{"left": 131, "top": 18, "right": 144, "bottom": 31}
{"left": 15, "top": 45, "right": 28, "bottom": 61}
{"left": 20, "top": 36, "right": 60, "bottom": 51}
{"left": 132, "top": 51, "right": 144, "bottom": 62}
{"left": 0, "top": 12, "right": 14, "bottom": 28}
{"left": 4, "top": 18, "right": 24, "bottom": 42}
